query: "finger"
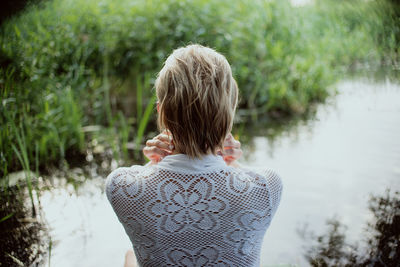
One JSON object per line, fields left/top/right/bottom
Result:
{"left": 223, "top": 148, "right": 242, "bottom": 160}
{"left": 143, "top": 146, "right": 157, "bottom": 160}
{"left": 162, "top": 129, "right": 173, "bottom": 139}
{"left": 162, "top": 129, "right": 171, "bottom": 135}
{"left": 224, "top": 133, "right": 233, "bottom": 142}
{"left": 155, "top": 134, "right": 173, "bottom": 145}
{"left": 223, "top": 148, "right": 234, "bottom": 155}
{"left": 224, "top": 156, "right": 235, "bottom": 164}
{"left": 143, "top": 146, "right": 170, "bottom": 159}
{"left": 223, "top": 150, "right": 242, "bottom": 164}
{"left": 149, "top": 146, "right": 170, "bottom": 158}
{"left": 156, "top": 133, "right": 174, "bottom": 150}
{"left": 224, "top": 135, "right": 240, "bottom": 148}
{"left": 223, "top": 142, "right": 240, "bottom": 153}
{"left": 232, "top": 139, "right": 241, "bottom": 149}
{"left": 146, "top": 139, "right": 172, "bottom": 151}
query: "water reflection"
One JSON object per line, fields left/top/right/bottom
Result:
{"left": 299, "top": 189, "right": 400, "bottom": 266}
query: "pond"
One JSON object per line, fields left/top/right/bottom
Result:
{"left": 37, "top": 74, "right": 400, "bottom": 266}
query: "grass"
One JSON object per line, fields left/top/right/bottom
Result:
{"left": 134, "top": 77, "right": 157, "bottom": 159}
{"left": 0, "top": 0, "right": 399, "bottom": 178}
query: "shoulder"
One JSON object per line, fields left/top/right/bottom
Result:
{"left": 262, "top": 168, "right": 283, "bottom": 194}
{"left": 105, "top": 165, "right": 157, "bottom": 203}
{"left": 234, "top": 166, "right": 283, "bottom": 208}
{"left": 234, "top": 166, "right": 282, "bottom": 190}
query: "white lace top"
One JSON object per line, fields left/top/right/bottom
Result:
{"left": 105, "top": 154, "right": 283, "bottom": 267}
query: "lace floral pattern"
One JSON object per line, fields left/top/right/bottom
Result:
{"left": 106, "top": 155, "right": 282, "bottom": 267}
{"left": 106, "top": 166, "right": 154, "bottom": 199}
{"left": 122, "top": 216, "right": 156, "bottom": 262}
{"left": 147, "top": 176, "right": 229, "bottom": 233}
{"left": 225, "top": 210, "right": 271, "bottom": 256}
{"left": 165, "top": 245, "right": 234, "bottom": 266}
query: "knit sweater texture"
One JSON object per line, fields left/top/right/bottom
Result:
{"left": 106, "top": 153, "right": 283, "bottom": 267}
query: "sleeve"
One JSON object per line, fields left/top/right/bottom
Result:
{"left": 263, "top": 168, "right": 283, "bottom": 217}
{"left": 105, "top": 165, "right": 152, "bottom": 208}
{"left": 233, "top": 165, "right": 283, "bottom": 216}
{"left": 105, "top": 167, "right": 128, "bottom": 205}
{"left": 105, "top": 166, "right": 140, "bottom": 206}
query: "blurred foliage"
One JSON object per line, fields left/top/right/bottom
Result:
{"left": 0, "top": 0, "right": 399, "bottom": 176}
{"left": 0, "top": 0, "right": 42, "bottom": 25}
{"left": 299, "top": 189, "right": 400, "bottom": 266}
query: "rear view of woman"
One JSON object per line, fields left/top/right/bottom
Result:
{"left": 106, "top": 44, "right": 283, "bottom": 267}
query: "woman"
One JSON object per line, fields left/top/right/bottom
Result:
{"left": 106, "top": 44, "right": 283, "bottom": 267}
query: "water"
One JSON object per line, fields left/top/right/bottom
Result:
{"left": 39, "top": 77, "right": 400, "bottom": 266}
{"left": 254, "top": 78, "right": 400, "bottom": 265}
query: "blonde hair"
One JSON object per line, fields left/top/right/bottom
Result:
{"left": 155, "top": 44, "right": 238, "bottom": 158}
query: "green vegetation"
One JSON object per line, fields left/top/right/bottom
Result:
{"left": 0, "top": 0, "right": 399, "bottom": 178}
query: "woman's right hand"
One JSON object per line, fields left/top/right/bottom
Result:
{"left": 143, "top": 130, "right": 174, "bottom": 164}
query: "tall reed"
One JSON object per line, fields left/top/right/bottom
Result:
{"left": 3, "top": 109, "right": 36, "bottom": 216}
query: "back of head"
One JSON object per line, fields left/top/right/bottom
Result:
{"left": 155, "top": 44, "right": 238, "bottom": 158}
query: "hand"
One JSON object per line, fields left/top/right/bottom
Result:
{"left": 143, "top": 130, "right": 174, "bottom": 164}
{"left": 218, "top": 133, "right": 242, "bottom": 166}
